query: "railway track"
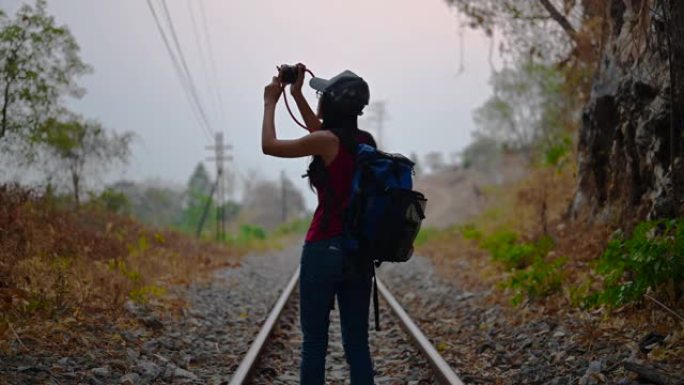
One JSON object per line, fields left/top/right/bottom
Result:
{"left": 228, "top": 266, "right": 464, "bottom": 385}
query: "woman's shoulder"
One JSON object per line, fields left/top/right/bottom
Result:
{"left": 310, "top": 129, "right": 339, "bottom": 142}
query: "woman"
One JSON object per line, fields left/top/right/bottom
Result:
{"left": 262, "top": 64, "right": 376, "bottom": 385}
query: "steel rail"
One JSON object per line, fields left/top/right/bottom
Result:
{"left": 376, "top": 277, "right": 465, "bottom": 385}
{"left": 227, "top": 265, "right": 464, "bottom": 385}
{"left": 228, "top": 266, "right": 300, "bottom": 385}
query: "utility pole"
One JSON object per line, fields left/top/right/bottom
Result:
{"left": 368, "top": 101, "right": 388, "bottom": 149}
{"left": 206, "top": 132, "right": 232, "bottom": 241}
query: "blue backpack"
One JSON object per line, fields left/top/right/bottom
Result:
{"left": 342, "top": 143, "right": 427, "bottom": 264}
{"left": 333, "top": 134, "right": 428, "bottom": 331}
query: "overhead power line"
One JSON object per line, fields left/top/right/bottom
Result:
{"left": 197, "top": 0, "right": 228, "bottom": 129}
{"left": 187, "top": 0, "right": 224, "bottom": 129}
{"left": 146, "top": 0, "right": 214, "bottom": 139}
{"left": 159, "top": 0, "right": 215, "bottom": 136}
{"left": 146, "top": 0, "right": 210, "bottom": 140}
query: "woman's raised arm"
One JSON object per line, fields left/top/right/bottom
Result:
{"left": 262, "top": 76, "right": 335, "bottom": 159}
{"left": 290, "top": 64, "right": 322, "bottom": 133}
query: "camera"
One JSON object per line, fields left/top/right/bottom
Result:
{"left": 279, "top": 64, "right": 298, "bottom": 84}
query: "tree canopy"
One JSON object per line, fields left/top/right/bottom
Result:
{"left": 0, "top": 0, "right": 90, "bottom": 143}
{"left": 40, "top": 116, "right": 133, "bottom": 204}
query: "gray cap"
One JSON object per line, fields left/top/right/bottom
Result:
{"left": 309, "top": 70, "right": 370, "bottom": 113}
{"left": 309, "top": 70, "right": 363, "bottom": 92}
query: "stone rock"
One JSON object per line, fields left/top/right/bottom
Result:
{"left": 209, "top": 374, "right": 229, "bottom": 385}
{"left": 135, "top": 360, "right": 160, "bottom": 379}
{"left": 124, "top": 301, "right": 143, "bottom": 316}
{"left": 403, "top": 292, "right": 416, "bottom": 301}
{"left": 140, "top": 315, "right": 164, "bottom": 330}
{"left": 126, "top": 348, "right": 140, "bottom": 361}
{"left": 173, "top": 367, "right": 198, "bottom": 381}
{"left": 91, "top": 367, "right": 110, "bottom": 377}
{"left": 579, "top": 360, "right": 603, "bottom": 385}
{"left": 572, "top": 1, "right": 684, "bottom": 220}
{"left": 120, "top": 372, "right": 140, "bottom": 385}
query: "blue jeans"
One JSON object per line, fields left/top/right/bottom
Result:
{"left": 299, "top": 237, "right": 374, "bottom": 385}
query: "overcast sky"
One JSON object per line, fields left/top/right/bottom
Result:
{"left": 2, "top": 0, "right": 497, "bottom": 209}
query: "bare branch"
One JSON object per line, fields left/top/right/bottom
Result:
{"left": 538, "top": 0, "right": 579, "bottom": 43}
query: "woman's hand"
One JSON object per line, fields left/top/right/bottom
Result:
{"left": 290, "top": 63, "right": 306, "bottom": 97}
{"left": 264, "top": 76, "right": 282, "bottom": 107}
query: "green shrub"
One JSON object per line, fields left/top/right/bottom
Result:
{"left": 458, "top": 224, "right": 483, "bottom": 241}
{"left": 507, "top": 256, "right": 567, "bottom": 305}
{"left": 107, "top": 259, "right": 141, "bottom": 283}
{"left": 585, "top": 219, "right": 684, "bottom": 307}
{"left": 238, "top": 224, "right": 267, "bottom": 241}
{"left": 223, "top": 224, "right": 269, "bottom": 248}
{"left": 473, "top": 228, "right": 562, "bottom": 304}
{"left": 129, "top": 285, "right": 166, "bottom": 304}
{"left": 87, "top": 188, "right": 130, "bottom": 214}
{"left": 273, "top": 218, "right": 310, "bottom": 237}
{"left": 480, "top": 230, "right": 553, "bottom": 269}
{"left": 415, "top": 226, "right": 441, "bottom": 246}
{"left": 542, "top": 134, "right": 572, "bottom": 169}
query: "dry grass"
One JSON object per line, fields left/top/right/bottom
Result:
{"left": 416, "top": 163, "right": 683, "bottom": 364}
{"left": 415, "top": 167, "right": 683, "bottom": 377}
{"left": 0, "top": 184, "right": 243, "bottom": 354}
{"left": 416, "top": 160, "right": 612, "bottom": 300}
{"left": 416, "top": 160, "right": 581, "bottom": 294}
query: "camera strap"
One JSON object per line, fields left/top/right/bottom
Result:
{"left": 279, "top": 68, "right": 316, "bottom": 130}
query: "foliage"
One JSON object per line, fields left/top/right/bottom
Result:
{"left": 461, "top": 136, "right": 501, "bottom": 171}
{"left": 111, "top": 180, "right": 186, "bottom": 229}
{"left": 458, "top": 223, "right": 565, "bottom": 305}
{"left": 472, "top": 59, "right": 566, "bottom": 157}
{"left": 179, "top": 163, "right": 214, "bottom": 233}
{"left": 39, "top": 116, "right": 133, "bottom": 204}
{"left": 586, "top": 219, "right": 684, "bottom": 307}
{"left": 273, "top": 217, "right": 310, "bottom": 237}
{"left": 235, "top": 224, "right": 266, "bottom": 241}
{"left": 479, "top": 229, "right": 554, "bottom": 269}
{"left": 442, "top": 0, "right": 605, "bottom": 65}
{"left": 507, "top": 256, "right": 567, "bottom": 305}
{"left": 0, "top": 0, "right": 90, "bottom": 142}
{"left": 458, "top": 224, "right": 483, "bottom": 241}
{"left": 86, "top": 187, "right": 131, "bottom": 214}
{"left": 129, "top": 285, "right": 167, "bottom": 304}
{"left": 542, "top": 133, "right": 572, "bottom": 169}
{"left": 187, "top": 162, "right": 212, "bottom": 197}
{"left": 0, "top": 184, "right": 237, "bottom": 330}
{"left": 108, "top": 258, "right": 142, "bottom": 283}
{"left": 415, "top": 226, "right": 442, "bottom": 246}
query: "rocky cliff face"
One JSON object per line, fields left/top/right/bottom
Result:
{"left": 572, "top": 0, "right": 683, "bottom": 223}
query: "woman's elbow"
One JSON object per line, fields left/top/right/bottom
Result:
{"left": 262, "top": 141, "right": 276, "bottom": 156}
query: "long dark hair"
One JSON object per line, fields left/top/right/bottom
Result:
{"left": 306, "top": 93, "right": 376, "bottom": 191}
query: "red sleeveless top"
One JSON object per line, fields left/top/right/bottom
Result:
{"left": 305, "top": 132, "right": 370, "bottom": 242}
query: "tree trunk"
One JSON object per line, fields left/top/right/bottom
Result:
{"left": 71, "top": 170, "right": 80, "bottom": 206}
{"left": 1, "top": 80, "right": 10, "bottom": 139}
